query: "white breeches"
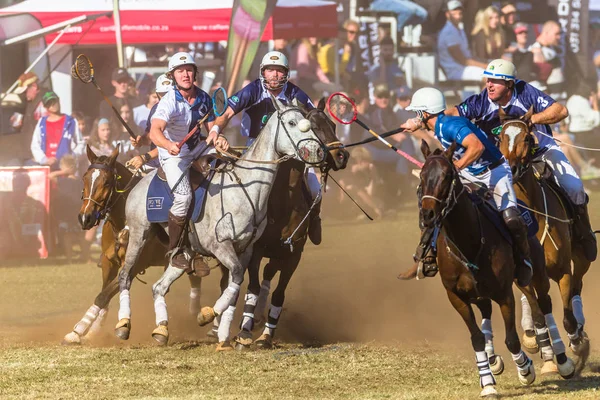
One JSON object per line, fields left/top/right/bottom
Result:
{"left": 460, "top": 162, "right": 517, "bottom": 211}
{"left": 306, "top": 168, "right": 321, "bottom": 200}
{"left": 535, "top": 145, "right": 586, "bottom": 205}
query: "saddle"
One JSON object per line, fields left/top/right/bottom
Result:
{"left": 531, "top": 159, "right": 575, "bottom": 219}
{"left": 156, "top": 154, "right": 218, "bottom": 191}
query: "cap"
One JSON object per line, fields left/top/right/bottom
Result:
{"left": 13, "top": 72, "right": 39, "bottom": 94}
{"left": 374, "top": 83, "right": 390, "bottom": 98}
{"left": 447, "top": 0, "right": 463, "bottom": 11}
{"left": 514, "top": 22, "right": 528, "bottom": 34}
{"left": 111, "top": 67, "right": 129, "bottom": 82}
{"left": 41, "top": 91, "right": 59, "bottom": 107}
{"left": 395, "top": 85, "right": 412, "bottom": 99}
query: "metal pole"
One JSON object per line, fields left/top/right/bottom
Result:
{"left": 113, "top": 0, "right": 124, "bottom": 68}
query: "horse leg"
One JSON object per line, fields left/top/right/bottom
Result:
{"left": 569, "top": 252, "right": 591, "bottom": 372}
{"left": 150, "top": 265, "right": 186, "bottom": 346}
{"left": 254, "top": 259, "right": 278, "bottom": 328}
{"left": 204, "top": 265, "right": 229, "bottom": 340}
{"left": 476, "top": 299, "right": 504, "bottom": 375}
{"left": 234, "top": 251, "right": 263, "bottom": 350}
{"left": 446, "top": 289, "right": 497, "bottom": 397}
{"left": 498, "top": 291, "right": 536, "bottom": 386}
{"left": 188, "top": 274, "right": 202, "bottom": 316}
{"left": 256, "top": 252, "right": 301, "bottom": 349}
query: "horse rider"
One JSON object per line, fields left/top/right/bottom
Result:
{"left": 147, "top": 52, "right": 230, "bottom": 271}
{"left": 400, "top": 87, "right": 533, "bottom": 286}
{"left": 208, "top": 50, "right": 324, "bottom": 245}
{"left": 447, "top": 59, "right": 596, "bottom": 262}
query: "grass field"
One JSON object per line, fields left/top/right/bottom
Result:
{"left": 1, "top": 208, "right": 599, "bottom": 399}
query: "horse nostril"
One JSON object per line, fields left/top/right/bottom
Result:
{"left": 422, "top": 209, "right": 435, "bottom": 224}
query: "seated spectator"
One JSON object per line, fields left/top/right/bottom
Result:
{"left": 471, "top": 6, "right": 506, "bottom": 61}
{"left": 500, "top": 2, "right": 518, "bottom": 45}
{"left": 438, "top": 0, "right": 488, "bottom": 81}
{"left": 529, "top": 20, "right": 563, "bottom": 86}
{"left": 133, "top": 88, "right": 159, "bottom": 134}
{"left": 367, "top": 36, "right": 405, "bottom": 89}
{"left": 88, "top": 118, "right": 116, "bottom": 157}
{"left": 553, "top": 121, "right": 600, "bottom": 181}
{"left": 508, "top": 23, "right": 537, "bottom": 81}
{"left": 99, "top": 67, "right": 131, "bottom": 120}
{"left": 294, "top": 38, "right": 332, "bottom": 96}
{"left": 30, "top": 92, "right": 82, "bottom": 170}
{"left": 369, "top": 0, "right": 428, "bottom": 34}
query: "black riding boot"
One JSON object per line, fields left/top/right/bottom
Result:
{"left": 308, "top": 199, "right": 322, "bottom": 245}
{"left": 413, "top": 226, "right": 439, "bottom": 278}
{"left": 167, "top": 212, "right": 190, "bottom": 270}
{"left": 573, "top": 196, "right": 597, "bottom": 262}
{"left": 503, "top": 208, "right": 533, "bottom": 287}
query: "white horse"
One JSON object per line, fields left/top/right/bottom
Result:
{"left": 114, "top": 99, "right": 327, "bottom": 349}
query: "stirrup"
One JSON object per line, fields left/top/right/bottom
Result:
{"left": 417, "top": 256, "right": 438, "bottom": 279}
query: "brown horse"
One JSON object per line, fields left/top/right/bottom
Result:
{"left": 230, "top": 102, "right": 349, "bottom": 349}
{"left": 497, "top": 108, "right": 591, "bottom": 373}
{"left": 415, "top": 140, "right": 562, "bottom": 397}
{"left": 62, "top": 145, "right": 205, "bottom": 344}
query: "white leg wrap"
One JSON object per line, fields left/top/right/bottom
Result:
{"left": 545, "top": 313, "right": 566, "bottom": 355}
{"left": 73, "top": 304, "right": 101, "bottom": 336}
{"left": 535, "top": 325, "right": 555, "bottom": 361}
{"left": 269, "top": 305, "right": 283, "bottom": 320}
{"left": 88, "top": 308, "right": 108, "bottom": 336}
{"left": 190, "top": 287, "right": 201, "bottom": 300}
{"left": 154, "top": 295, "right": 168, "bottom": 325}
{"left": 214, "top": 282, "right": 240, "bottom": 315}
{"left": 189, "top": 287, "right": 201, "bottom": 315}
{"left": 476, "top": 351, "right": 496, "bottom": 388}
{"left": 481, "top": 318, "right": 494, "bottom": 357}
{"left": 217, "top": 305, "right": 235, "bottom": 343}
{"left": 511, "top": 350, "right": 528, "bottom": 369}
{"left": 571, "top": 295, "right": 585, "bottom": 327}
{"left": 241, "top": 293, "right": 258, "bottom": 331}
{"left": 262, "top": 305, "right": 283, "bottom": 337}
{"left": 118, "top": 290, "right": 131, "bottom": 321}
{"left": 520, "top": 294, "right": 534, "bottom": 331}
{"left": 255, "top": 280, "right": 271, "bottom": 319}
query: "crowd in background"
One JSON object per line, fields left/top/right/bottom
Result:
{"left": 4, "top": 0, "right": 600, "bottom": 259}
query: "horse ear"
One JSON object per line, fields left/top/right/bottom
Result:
{"left": 522, "top": 106, "right": 534, "bottom": 126}
{"left": 291, "top": 97, "right": 299, "bottom": 108}
{"left": 498, "top": 106, "right": 508, "bottom": 123}
{"left": 446, "top": 141, "right": 458, "bottom": 160}
{"left": 317, "top": 97, "right": 326, "bottom": 111}
{"left": 109, "top": 143, "right": 120, "bottom": 165}
{"left": 86, "top": 143, "right": 97, "bottom": 163}
{"left": 420, "top": 139, "right": 431, "bottom": 159}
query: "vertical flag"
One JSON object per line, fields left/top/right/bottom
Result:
{"left": 225, "top": 0, "right": 277, "bottom": 94}
{"left": 558, "top": 0, "right": 591, "bottom": 88}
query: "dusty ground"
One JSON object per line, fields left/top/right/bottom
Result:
{"left": 0, "top": 199, "right": 599, "bottom": 399}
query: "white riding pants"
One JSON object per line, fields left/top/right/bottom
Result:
{"left": 306, "top": 168, "right": 321, "bottom": 200}
{"left": 460, "top": 161, "right": 517, "bottom": 212}
{"left": 534, "top": 144, "right": 586, "bottom": 205}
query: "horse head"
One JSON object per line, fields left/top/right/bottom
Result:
{"left": 498, "top": 106, "right": 536, "bottom": 182}
{"left": 419, "top": 140, "right": 460, "bottom": 228}
{"left": 78, "top": 144, "right": 120, "bottom": 230}
{"left": 304, "top": 98, "right": 349, "bottom": 171}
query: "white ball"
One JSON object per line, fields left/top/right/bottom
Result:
{"left": 298, "top": 118, "right": 311, "bottom": 132}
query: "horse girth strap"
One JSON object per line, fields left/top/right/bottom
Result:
{"left": 224, "top": 168, "right": 263, "bottom": 253}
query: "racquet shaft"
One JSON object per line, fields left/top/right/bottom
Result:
{"left": 92, "top": 81, "right": 137, "bottom": 139}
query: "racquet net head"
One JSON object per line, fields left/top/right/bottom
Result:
{"left": 212, "top": 87, "right": 228, "bottom": 117}
{"left": 74, "top": 54, "right": 94, "bottom": 84}
{"left": 326, "top": 92, "right": 357, "bottom": 125}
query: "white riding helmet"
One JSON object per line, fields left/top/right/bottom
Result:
{"left": 406, "top": 87, "right": 447, "bottom": 114}
{"left": 155, "top": 73, "right": 173, "bottom": 94}
{"left": 168, "top": 51, "right": 196, "bottom": 74}
{"left": 482, "top": 59, "right": 516, "bottom": 81}
{"left": 259, "top": 51, "right": 289, "bottom": 90}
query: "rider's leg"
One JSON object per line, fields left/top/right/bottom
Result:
{"left": 540, "top": 145, "right": 596, "bottom": 261}
{"left": 163, "top": 156, "right": 192, "bottom": 270}
{"left": 306, "top": 168, "right": 322, "bottom": 245}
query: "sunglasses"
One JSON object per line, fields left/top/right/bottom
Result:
{"left": 346, "top": 29, "right": 358, "bottom": 34}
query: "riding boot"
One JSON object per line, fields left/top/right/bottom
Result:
{"left": 413, "top": 226, "right": 439, "bottom": 278}
{"left": 573, "top": 196, "right": 597, "bottom": 262}
{"left": 502, "top": 208, "right": 533, "bottom": 287}
{"left": 167, "top": 212, "right": 190, "bottom": 270}
{"left": 308, "top": 199, "right": 322, "bottom": 245}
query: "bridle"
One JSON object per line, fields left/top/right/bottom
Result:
{"left": 501, "top": 119, "right": 534, "bottom": 182}
{"left": 420, "top": 154, "right": 465, "bottom": 226}
{"left": 81, "top": 161, "right": 128, "bottom": 225}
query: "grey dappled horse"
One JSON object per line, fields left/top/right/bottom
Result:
{"left": 114, "top": 99, "right": 328, "bottom": 348}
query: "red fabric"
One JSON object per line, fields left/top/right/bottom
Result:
{"left": 45, "top": 115, "right": 66, "bottom": 158}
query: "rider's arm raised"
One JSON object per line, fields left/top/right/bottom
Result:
{"left": 531, "top": 102, "right": 568, "bottom": 125}
{"left": 454, "top": 133, "right": 485, "bottom": 170}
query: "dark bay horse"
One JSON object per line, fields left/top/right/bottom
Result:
{"left": 497, "top": 108, "right": 591, "bottom": 374}
{"left": 62, "top": 145, "right": 204, "bottom": 344}
{"left": 230, "top": 102, "right": 349, "bottom": 349}
{"left": 415, "top": 140, "right": 558, "bottom": 397}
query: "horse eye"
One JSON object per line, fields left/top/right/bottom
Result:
{"left": 289, "top": 120, "right": 296, "bottom": 127}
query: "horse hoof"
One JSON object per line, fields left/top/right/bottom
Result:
{"left": 235, "top": 342, "right": 251, "bottom": 351}
{"left": 197, "top": 307, "right": 216, "bottom": 327}
{"left": 480, "top": 385, "right": 498, "bottom": 398}
{"left": 570, "top": 330, "right": 590, "bottom": 357}
{"left": 114, "top": 318, "right": 131, "bottom": 340}
{"left": 557, "top": 357, "right": 575, "bottom": 379}
{"left": 255, "top": 334, "right": 273, "bottom": 349}
{"left": 517, "top": 361, "right": 536, "bottom": 386}
{"left": 489, "top": 355, "right": 504, "bottom": 376}
{"left": 521, "top": 331, "right": 539, "bottom": 354}
{"left": 61, "top": 331, "right": 82, "bottom": 346}
{"left": 216, "top": 341, "right": 233, "bottom": 352}
{"left": 540, "top": 360, "right": 558, "bottom": 375}
{"left": 152, "top": 325, "right": 169, "bottom": 346}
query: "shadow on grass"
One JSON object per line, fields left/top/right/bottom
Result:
{"left": 502, "top": 373, "right": 600, "bottom": 398}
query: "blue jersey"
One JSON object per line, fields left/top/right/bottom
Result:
{"left": 227, "top": 79, "right": 314, "bottom": 138}
{"left": 435, "top": 114, "right": 503, "bottom": 175}
{"left": 457, "top": 80, "right": 556, "bottom": 148}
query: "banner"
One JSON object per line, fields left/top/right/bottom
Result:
{"left": 0, "top": 167, "right": 50, "bottom": 259}
{"left": 558, "top": 0, "right": 591, "bottom": 87}
{"left": 225, "top": 0, "right": 278, "bottom": 94}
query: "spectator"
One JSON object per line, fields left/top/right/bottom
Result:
{"left": 471, "top": 6, "right": 506, "bottom": 61}
{"left": 294, "top": 38, "right": 331, "bottom": 97}
{"left": 553, "top": 120, "right": 600, "bottom": 180}
{"left": 133, "top": 88, "right": 159, "bottom": 134}
{"left": 529, "top": 20, "right": 563, "bottom": 86}
{"left": 111, "top": 103, "right": 139, "bottom": 163}
{"left": 438, "top": 0, "right": 487, "bottom": 81}
{"left": 71, "top": 111, "right": 89, "bottom": 139}
{"left": 88, "top": 118, "right": 116, "bottom": 157}
{"left": 30, "top": 91, "right": 82, "bottom": 170}
{"left": 508, "top": 23, "right": 537, "bottom": 81}
{"left": 566, "top": 82, "right": 600, "bottom": 150}
{"left": 500, "top": 2, "right": 518, "bottom": 45}
{"left": 369, "top": 0, "right": 428, "bottom": 34}
{"left": 99, "top": 67, "right": 131, "bottom": 120}
{"left": 367, "top": 36, "right": 405, "bottom": 89}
